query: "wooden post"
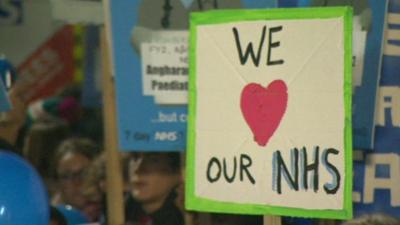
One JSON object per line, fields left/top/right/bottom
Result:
{"left": 101, "top": 28, "right": 125, "bottom": 225}
{"left": 264, "top": 216, "right": 282, "bottom": 225}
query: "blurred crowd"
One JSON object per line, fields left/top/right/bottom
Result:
{"left": 0, "top": 84, "right": 267, "bottom": 225}
{"left": 2, "top": 84, "right": 400, "bottom": 225}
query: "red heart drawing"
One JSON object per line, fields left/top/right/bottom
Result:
{"left": 240, "top": 80, "right": 288, "bottom": 147}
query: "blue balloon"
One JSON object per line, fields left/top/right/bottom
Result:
{"left": 0, "top": 150, "right": 49, "bottom": 225}
{"left": 56, "top": 205, "right": 89, "bottom": 225}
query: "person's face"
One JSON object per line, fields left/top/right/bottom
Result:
{"left": 57, "top": 152, "right": 91, "bottom": 209}
{"left": 128, "top": 153, "right": 180, "bottom": 204}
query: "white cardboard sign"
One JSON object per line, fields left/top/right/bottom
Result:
{"left": 186, "top": 7, "right": 353, "bottom": 219}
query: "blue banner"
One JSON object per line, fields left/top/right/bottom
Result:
{"left": 353, "top": 0, "right": 400, "bottom": 217}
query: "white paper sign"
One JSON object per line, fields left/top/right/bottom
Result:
{"left": 141, "top": 31, "right": 188, "bottom": 104}
{"left": 187, "top": 8, "right": 353, "bottom": 219}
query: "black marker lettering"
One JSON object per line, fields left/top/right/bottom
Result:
{"left": 267, "top": 26, "right": 284, "bottom": 65}
{"left": 232, "top": 26, "right": 266, "bottom": 67}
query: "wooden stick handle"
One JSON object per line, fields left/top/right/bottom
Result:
{"left": 264, "top": 216, "right": 282, "bottom": 225}
{"left": 101, "top": 28, "right": 125, "bottom": 225}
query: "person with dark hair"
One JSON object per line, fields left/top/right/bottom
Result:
{"left": 125, "top": 152, "right": 183, "bottom": 225}
{"left": 52, "top": 137, "right": 99, "bottom": 213}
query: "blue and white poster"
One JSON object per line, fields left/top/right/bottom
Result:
{"left": 352, "top": 0, "right": 388, "bottom": 150}
{"left": 107, "top": 0, "right": 277, "bottom": 151}
{"left": 353, "top": 0, "right": 400, "bottom": 217}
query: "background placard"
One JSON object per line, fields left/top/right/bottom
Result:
{"left": 106, "top": 0, "right": 278, "bottom": 151}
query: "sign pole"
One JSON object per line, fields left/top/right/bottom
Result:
{"left": 101, "top": 28, "right": 125, "bottom": 225}
{"left": 264, "top": 216, "right": 282, "bottom": 225}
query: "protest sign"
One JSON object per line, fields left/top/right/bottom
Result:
{"left": 186, "top": 7, "right": 353, "bottom": 219}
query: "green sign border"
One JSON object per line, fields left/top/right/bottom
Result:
{"left": 186, "top": 7, "right": 353, "bottom": 220}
